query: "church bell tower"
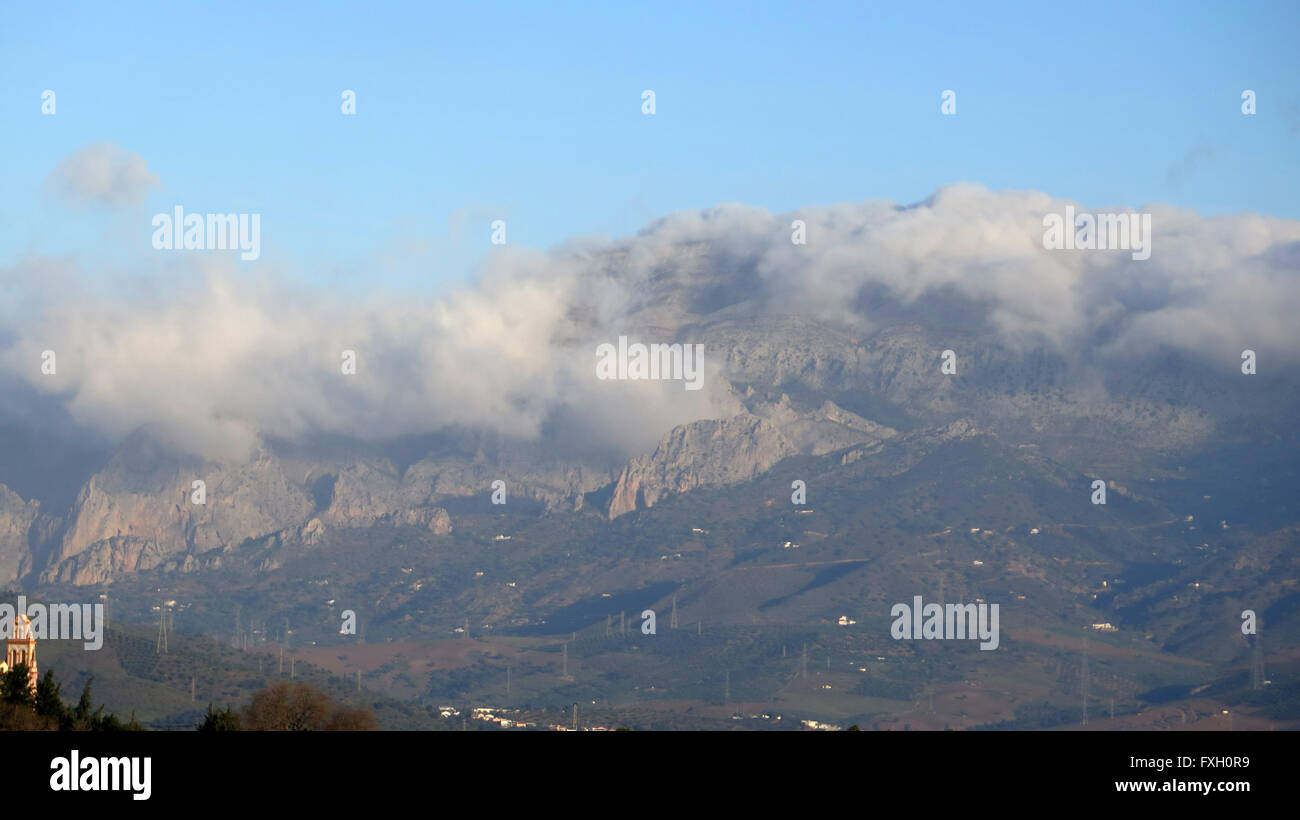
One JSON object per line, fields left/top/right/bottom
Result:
{"left": 1, "top": 613, "right": 38, "bottom": 697}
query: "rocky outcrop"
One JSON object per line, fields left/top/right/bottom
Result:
{"left": 608, "top": 397, "right": 894, "bottom": 518}
{"left": 43, "top": 536, "right": 169, "bottom": 585}
{"left": 35, "top": 430, "right": 624, "bottom": 584}
{"left": 315, "top": 464, "right": 451, "bottom": 533}
{"left": 0, "top": 484, "right": 40, "bottom": 585}
{"left": 37, "top": 440, "right": 477, "bottom": 584}
{"left": 41, "top": 441, "right": 315, "bottom": 585}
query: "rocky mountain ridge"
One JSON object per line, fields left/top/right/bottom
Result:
{"left": 3, "top": 239, "right": 1295, "bottom": 587}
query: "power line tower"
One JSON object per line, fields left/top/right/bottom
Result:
{"left": 1081, "top": 636, "right": 1090, "bottom": 727}
{"left": 724, "top": 670, "right": 730, "bottom": 705}
{"left": 155, "top": 603, "right": 168, "bottom": 653}
{"left": 233, "top": 603, "right": 242, "bottom": 649}
{"left": 670, "top": 593, "right": 678, "bottom": 630}
{"left": 1251, "top": 621, "right": 1265, "bottom": 690}
{"left": 604, "top": 615, "right": 611, "bottom": 637}
{"left": 561, "top": 642, "right": 568, "bottom": 678}
{"left": 801, "top": 644, "right": 808, "bottom": 679}
{"left": 620, "top": 611, "right": 626, "bottom": 636}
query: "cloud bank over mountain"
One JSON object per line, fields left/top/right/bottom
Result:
{"left": 2, "top": 183, "right": 1297, "bottom": 460}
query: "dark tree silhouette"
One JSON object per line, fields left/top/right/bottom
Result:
{"left": 197, "top": 704, "right": 241, "bottom": 731}
{"left": 240, "top": 681, "right": 376, "bottom": 731}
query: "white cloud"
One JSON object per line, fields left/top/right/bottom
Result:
{"left": 45, "top": 143, "right": 160, "bottom": 207}
{"left": 2, "top": 183, "right": 1297, "bottom": 459}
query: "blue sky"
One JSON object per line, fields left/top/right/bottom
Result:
{"left": 2, "top": 0, "right": 1297, "bottom": 292}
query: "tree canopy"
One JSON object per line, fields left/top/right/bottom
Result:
{"left": 201, "top": 681, "right": 377, "bottom": 731}
{"left": 0, "top": 666, "right": 139, "bottom": 731}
